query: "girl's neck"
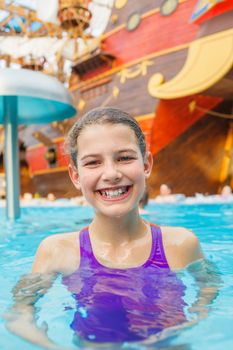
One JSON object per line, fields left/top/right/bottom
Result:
{"left": 89, "top": 209, "right": 147, "bottom": 245}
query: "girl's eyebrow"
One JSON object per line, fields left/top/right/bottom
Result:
{"left": 80, "top": 154, "right": 100, "bottom": 161}
{"left": 80, "top": 149, "right": 138, "bottom": 161}
{"left": 118, "top": 149, "right": 138, "bottom": 154}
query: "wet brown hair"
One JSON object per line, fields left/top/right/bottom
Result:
{"left": 65, "top": 107, "right": 146, "bottom": 167}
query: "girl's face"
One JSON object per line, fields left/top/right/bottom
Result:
{"left": 69, "top": 123, "right": 153, "bottom": 218}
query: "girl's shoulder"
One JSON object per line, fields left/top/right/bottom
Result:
{"left": 161, "top": 225, "right": 197, "bottom": 243}
{"left": 38, "top": 231, "right": 80, "bottom": 252}
{"left": 32, "top": 231, "right": 81, "bottom": 274}
{"left": 160, "top": 226, "right": 204, "bottom": 269}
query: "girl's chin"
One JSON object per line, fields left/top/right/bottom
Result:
{"left": 95, "top": 205, "right": 139, "bottom": 218}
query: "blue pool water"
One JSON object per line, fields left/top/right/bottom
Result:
{"left": 0, "top": 202, "right": 233, "bottom": 350}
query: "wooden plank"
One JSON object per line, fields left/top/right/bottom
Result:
{"left": 149, "top": 115, "right": 229, "bottom": 196}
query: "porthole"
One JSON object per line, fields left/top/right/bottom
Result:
{"left": 160, "top": 0, "right": 178, "bottom": 16}
{"left": 126, "top": 12, "right": 141, "bottom": 32}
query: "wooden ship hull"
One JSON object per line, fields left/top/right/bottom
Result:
{"left": 17, "top": 0, "right": 233, "bottom": 197}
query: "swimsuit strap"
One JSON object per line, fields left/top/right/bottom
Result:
{"left": 144, "top": 224, "right": 169, "bottom": 268}
{"left": 79, "top": 226, "right": 100, "bottom": 268}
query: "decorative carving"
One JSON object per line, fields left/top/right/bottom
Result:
{"left": 113, "top": 86, "right": 120, "bottom": 98}
{"left": 77, "top": 98, "right": 86, "bottom": 110}
{"left": 148, "top": 73, "right": 165, "bottom": 97}
{"left": 100, "top": 86, "right": 120, "bottom": 107}
{"left": 189, "top": 100, "right": 197, "bottom": 113}
{"left": 58, "top": 0, "right": 92, "bottom": 37}
{"left": 118, "top": 60, "right": 154, "bottom": 84}
{"left": 111, "top": 14, "right": 119, "bottom": 24}
{"left": 115, "top": 0, "right": 128, "bottom": 10}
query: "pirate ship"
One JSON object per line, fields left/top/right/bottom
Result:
{"left": 0, "top": 0, "right": 233, "bottom": 197}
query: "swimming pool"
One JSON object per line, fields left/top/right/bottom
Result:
{"left": 0, "top": 202, "right": 233, "bottom": 350}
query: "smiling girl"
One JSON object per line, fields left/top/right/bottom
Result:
{"left": 33, "top": 107, "right": 203, "bottom": 274}
{"left": 7, "top": 107, "right": 210, "bottom": 348}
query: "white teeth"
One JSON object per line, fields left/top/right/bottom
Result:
{"left": 100, "top": 187, "right": 128, "bottom": 198}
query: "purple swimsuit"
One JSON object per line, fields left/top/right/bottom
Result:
{"left": 63, "top": 224, "right": 187, "bottom": 342}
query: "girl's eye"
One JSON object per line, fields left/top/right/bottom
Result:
{"left": 84, "top": 160, "right": 100, "bottom": 167}
{"left": 119, "top": 156, "right": 134, "bottom": 162}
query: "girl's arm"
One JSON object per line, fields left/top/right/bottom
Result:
{"left": 187, "top": 259, "right": 222, "bottom": 320}
{"left": 5, "top": 237, "right": 70, "bottom": 349}
{"left": 5, "top": 272, "right": 60, "bottom": 349}
{"left": 163, "top": 227, "right": 220, "bottom": 319}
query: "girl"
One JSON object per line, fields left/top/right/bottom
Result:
{"left": 34, "top": 107, "right": 203, "bottom": 274}
{"left": 7, "top": 107, "right": 208, "bottom": 349}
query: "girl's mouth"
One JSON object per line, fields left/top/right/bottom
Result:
{"left": 97, "top": 186, "right": 132, "bottom": 200}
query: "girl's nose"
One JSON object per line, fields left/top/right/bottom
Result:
{"left": 102, "top": 162, "right": 122, "bottom": 182}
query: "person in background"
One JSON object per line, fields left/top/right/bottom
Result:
{"left": 154, "top": 184, "right": 177, "bottom": 203}
{"left": 160, "top": 183, "right": 172, "bottom": 196}
{"left": 21, "top": 192, "right": 33, "bottom": 203}
{"left": 46, "top": 193, "right": 56, "bottom": 201}
{"left": 220, "top": 185, "right": 232, "bottom": 198}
